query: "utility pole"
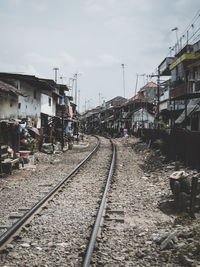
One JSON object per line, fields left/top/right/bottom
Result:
{"left": 69, "top": 78, "right": 75, "bottom": 97}
{"left": 61, "top": 105, "right": 64, "bottom": 151}
{"left": 151, "top": 70, "right": 160, "bottom": 127}
{"left": 99, "top": 92, "right": 102, "bottom": 106}
{"left": 53, "top": 67, "right": 59, "bottom": 83}
{"left": 74, "top": 73, "right": 78, "bottom": 106}
{"left": 121, "top": 64, "right": 126, "bottom": 98}
{"left": 78, "top": 89, "right": 80, "bottom": 112}
{"left": 172, "top": 27, "right": 179, "bottom": 52}
{"left": 74, "top": 73, "right": 81, "bottom": 106}
{"left": 157, "top": 68, "right": 160, "bottom": 122}
{"left": 135, "top": 74, "right": 139, "bottom": 96}
{"left": 135, "top": 74, "right": 145, "bottom": 96}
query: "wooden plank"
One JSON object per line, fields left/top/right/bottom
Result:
{"left": 0, "top": 145, "right": 8, "bottom": 149}
{"left": 1, "top": 153, "right": 8, "bottom": 158}
{"left": 11, "top": 158, "right": 19, "bottom": 165}
{"left": 2, "top": 159, "right": 12, "bottom": 163}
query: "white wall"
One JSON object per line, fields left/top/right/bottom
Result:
{"left": 0, "top": 95, "right": 18, "bottom": 119}
{"left": 41, "top": 94, "right": 55, "bottom": 116}
{"left": 132, "top": 108, "right": 155, "bottom": 124}
{"left": 17, "top": 81, "right": 41, "bottom": 127}
{"left": 160, "top": 101, "right": 168, "bottom": 111}
{"left": 160, "top": 90, "right": 169, "bottom": 102}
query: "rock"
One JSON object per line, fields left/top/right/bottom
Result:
{"left": 180, "top": 255, "right": 194, "bottom": 266}
{"left": 6, "top": 244, "right": 14, "bottom": 249}
{"left": 160, "top": 231, "right": 177, "bottom": 250}
{"left": 50, "top": 159, "right": 61, "bottom": 165}
{"left": 166, "top": 166, "right": 175, "bottom": 170}
{"left": 145, "top": 241, "right": 153, "bottom": 245}
{"left": 36, "top": 246, "right": 42, "bottom": 251}
{"left": 8, "top": 252, "right": 19, "bottom": 259}
{"left": 187, "top": 238, "right": 194, "bottom": 243}
{"left": 153, "top": 232, "right": 169, "bottom": 244}
{"left": 47, "top": 242, "right": 55, "bottom": 247}
{"left": 56, "top": 242, "right": 68, "bottom": 247}
{"left": 135, "top": 250, "right": 145, "bottom": 258}
{"left": 21, "top": 243, "right": 30, "bottom": 248}
{"left": 141, "top": 176, "right": 148, "bottom": 180}
{"left": 176, "top": 242, "right": 186, "bottom": 249}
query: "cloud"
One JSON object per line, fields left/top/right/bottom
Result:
{"left": 97, "top": 53, "right": 120, "bottom": 66}
{"left": 20, "top": 64, "right": 39, "bottom": 76}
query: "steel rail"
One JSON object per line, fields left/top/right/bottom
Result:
{"left": 0, "top": 136, "right": 100, "bottom": 248}
{"left": 82, "top": 139, "right": 116, "bottom": 267}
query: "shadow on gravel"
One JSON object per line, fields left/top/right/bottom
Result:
{"left": 158, "top": 196, "right": 177, "bottom": 216}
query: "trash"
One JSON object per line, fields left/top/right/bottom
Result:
{"left": 41, "top": 143, "right": 54, "bottom": 154}
{"left": 170, "top": 171, "right": 189, "bottom": 179}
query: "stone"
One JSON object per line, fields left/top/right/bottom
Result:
{"left": 6, "top": 244, "right": 14, "bottom": 249}
{"left": 180, "top": 255, "right": 194, "bottom": 266}
{"left": 36, "top": 246, "right": 42, "bottom": 251}
{"left": 136, "top": 250, "right": 145, "bottom": 258}
{"left": 21, "top": 243, "right": 30, "bottom": 248}
{"left": 160, "top": 231, "right": 177, "bottom": 250}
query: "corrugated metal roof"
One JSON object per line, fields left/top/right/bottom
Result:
{"left": 0, "top": 80, "right": 25, "bottom": 96}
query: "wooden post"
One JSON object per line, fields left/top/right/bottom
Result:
{"left": 190, "top": 177, "right": 198, "bottom": 218}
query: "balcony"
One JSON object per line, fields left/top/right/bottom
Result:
{"left": 56, "top": 104, "right": 69, "bottom": 119}
{"left": 170, "top": 81, "right": 188, "bottom": 99}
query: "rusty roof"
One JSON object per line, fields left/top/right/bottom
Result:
{"left": 126, "top": 92, "right": 146, "bottom": 103}
{"left": 139, "top": 82, "right": 158, "bottom": 92}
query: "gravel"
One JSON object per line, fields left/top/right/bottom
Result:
{"left": 91, "top": 137, "right": 200, "bottom": 267}
{"left": 0, "top": 136, "right": 96, "bottom": 236}
{"left": 1, "top": 136, "right": 200, "bottom": 266}
{"left": 0, "top": 136, "right": 113, "bottom": 266}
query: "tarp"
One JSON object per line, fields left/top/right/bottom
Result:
{"left": 69, "top": 106, "right": 73, "bottom": 118}
{"left": 28, "top": 127, "right": 40, "bottom": 136}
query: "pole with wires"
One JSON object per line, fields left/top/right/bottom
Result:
{"left": 121, "top": 64, "right": 126, "bottom": 98}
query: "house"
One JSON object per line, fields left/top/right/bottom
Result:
{"left": 105, "top": 96, "right": 126, "bottom": 108}
{"left": 168, "top": 41, "right": 200, "bottom": 130}
{"left": 0, "top": 80, "right": 24, "bottom": 120}
{"left": 158, "top": 57, "right": 175, "bottom": 126}
{"left": 0, "top": 72, "right": 76, "bottom": 153}
{"left": 0, "top": 80, "right": 26, "bottom": 152}
{"left": 139, "top": 82, "right": 157, "bottom": 104}
{"left": 0, "top": 73, "right": 47, "bottom": 128}
{"left": 132, "top": 107, "right": 155, "bottom": 130}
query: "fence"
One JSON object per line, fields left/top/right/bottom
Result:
{"left": 141, "top": 128, "right": 200, "bottom": 170}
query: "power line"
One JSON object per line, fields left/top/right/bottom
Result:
{"left": 188, "top": 27, "right": 200, "bottom": 43}
{"left": 182, "top": 9, "right": 200, "bottom": 36}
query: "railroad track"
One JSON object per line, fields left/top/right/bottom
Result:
{"left": 0, "top": 136, "right": 100, "bottom": 249}
{"left": 0, "top": 136, "right": 116, "bottom": 266}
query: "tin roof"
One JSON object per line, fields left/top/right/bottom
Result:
{"left": 0, "top": 80, "right": 25, "bottom": 96}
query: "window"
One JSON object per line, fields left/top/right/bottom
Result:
{"left": 34, "top": 90, "right": 37, "bottom": 99}
{"left": 49, "top": 97, "right": 51, "bottom": 106}
{"left": 18, "top": 103, "right": 21, "bottom": 109}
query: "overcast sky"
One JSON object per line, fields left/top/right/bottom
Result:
{"left": 0, "top": 0, "right": 200, "bottom": 111}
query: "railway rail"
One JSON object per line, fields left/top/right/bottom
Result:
{"left": 0, "top": 136, "right": 100, "bottom": 249}
{"left": 82, "top": 138, "right": 116, "bottom": 267}
{"left": 0, "top": 136, "right": 116, "bottom": 266}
